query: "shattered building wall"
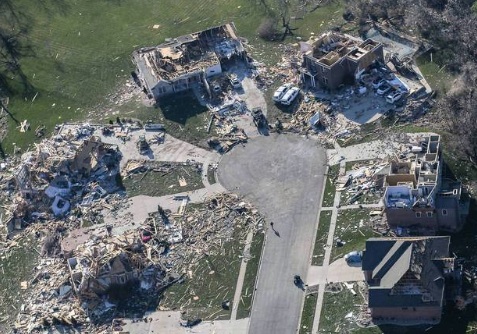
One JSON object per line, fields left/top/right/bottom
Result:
{"left": 300, "top": 32, "right": 384, "bottom": 90}
{"left": 383, "top": 135, "right": 469, "bottom": 234}
{"left": 133, "top": 22, "right": 246, "bottom": 100}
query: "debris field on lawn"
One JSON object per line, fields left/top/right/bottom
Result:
{"left": 0, "top": 121, "right": 263, "bottom": 332}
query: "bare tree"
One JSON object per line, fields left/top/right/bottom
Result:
{"left": 257, "top": 17, "right": 279, "bottom": 41}
{"left": 256, "top": 0, "right": 298, "bottom": 40}
{"left": 438, "top": 62, "right": 477, "bottom": 161}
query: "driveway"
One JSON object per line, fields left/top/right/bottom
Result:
{"left": 307, "top": 259, "right": 364, "bottom": 286}
{"left": 217, "top": 134, "right": 326, "bottom": 334}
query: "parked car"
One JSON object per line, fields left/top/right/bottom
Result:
{"left": 344, "top": 251, "right": 363, "bottom": 264}
{"left": 273, "top": 83, "right": 292, "bottom": 102}
{"left": 372, "top": 77, "right": 386, "bottom": 89}
{"left": 251, "top": 107, "right": 267, "bottom": 129}
{"left": 212, "top": 82, "right": 221, "bottom": 93}
{"left": 376, "top": 82, "right": 392, "bottom": 95}
{"left": 280, "top": 86, "right": 300, "bottom": 105}
{"left": 386, "top": 90, "right": 403, "bottom": 104}
{"left": 229, "top": 74, "right": 241, "bottom": 88}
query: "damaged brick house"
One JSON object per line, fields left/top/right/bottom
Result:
{"left": 362, "top": 236, "right": 460, "bottom": 326}
{"left": 299, "top": 31, "right": 384, "bottom": 90}
{"left": 383, "top": 135, "right": 469, "bottom": 234}
{"left": 133, "top": 22, "right": 246, "bottom": 100}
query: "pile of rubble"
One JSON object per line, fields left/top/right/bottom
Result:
{"left": 11, "top": 192, "right": 262, "bottom": 332}
{"left": 207, "top": 96, "right": 249, "bottom": 153}
{"left": 252, "top": 44, "right": 302, "bottom": 89}
{"left": 337, "top": 160, "right": 389, "bottom": 205}
{"left": 0, "top": 123, "right": 123, "bottom": 240}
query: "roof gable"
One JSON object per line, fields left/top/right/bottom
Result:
{"left": 363, "top": 236, "right": 451, "bottom": 308}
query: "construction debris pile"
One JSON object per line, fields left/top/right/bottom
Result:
{"left": 337, "top": 160, "right": 389, "bottom": 205}
{"left": 156, "top": 193, "right": 263, "bottom": 272}
{"left": 207, "top": 97, "right": 249, "bottom": 153}
{"left": 0, "top": 124, "right": 123, "bottom": 239}
{"left": 252, "top": 44, "right": 302, "bottom": 89}
{"left": 11, "top": 193, "right": 262, "bottom": 332}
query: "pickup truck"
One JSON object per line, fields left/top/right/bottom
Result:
{"left": 251, "top": 107, "right": 267, "bottom": 129}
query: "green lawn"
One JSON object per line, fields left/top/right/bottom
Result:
{"left": 122, "top": 164, "right": 203, "bottom": 197}
{"left": 311, "top": 211, "right": 332, "bottom": 266}
{"left": 236, "top": 231, "right": 265, "bottom": 319}
{"left": 0, "top": 234, "right": 39, "bottom": 330}
{"left": 160, "top": 225, "right": 245, "bottom": 320}
{"left": 299, "top": 293, "right": 318, "bottom": 334}
{"left": 322, "top": 164, "right": 339, "bottom": 207}
{"left": 331, "top": 208, "right": 376, "bottom": 262}
{"left": 416, "top": 52, "right": 455, "bottom": 96}
{"left": 1, "top": 0, "right": 345, "bottom": 154}
{"left": 319, "top": 283, "right": 381, "bottom": 333}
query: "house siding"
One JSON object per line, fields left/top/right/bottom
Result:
{"left": 386, "top": 208, "right": 438, "bottom": 229}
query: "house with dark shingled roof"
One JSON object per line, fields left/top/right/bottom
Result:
{"left": 362, "top": 236, "right": 460, "bottom": 325}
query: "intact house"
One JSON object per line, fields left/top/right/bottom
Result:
{"left": 362, "top": 236, "right": 460, "bottom": 326}
{"left": 133, "top": 23, "right": 246, "bottom": 100}
{"left": 299, "top": 31, "right": 384, "bottom": 90}
{"left": 383, "top": 135, "right": 469, "bottom": 235}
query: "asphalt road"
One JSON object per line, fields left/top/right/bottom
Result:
{"left": 217, "top": 134, "right": 327, "bottom": 334}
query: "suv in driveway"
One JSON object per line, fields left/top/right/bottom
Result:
{"left": 386, "top": 90, "right": 403, "bottom": 104}
{"left": 229, "top": 74, "right": 241, "bottom": 88}
{"left": 273, "top": 83, "right": 292, "bottom": 102}
{"left": 372, "top": 77, "right": 386, "bottom": 89}
{"left": 376, "top": 82, "right": 391, "bottom": 95}
{"left": 280, "top": 86, "right": 300, "bottom": 105}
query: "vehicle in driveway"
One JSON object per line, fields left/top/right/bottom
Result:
{"left": 372, "top": 77, "right": 386, "bottom": 89}
{"left": 386, "top": 90, "right": 403, "bottom": 103}
{"left": 212, "top": 82, "right": 221, "bottom": 93}
{"left": 273, "top": 83, "right": 292, "bottom": 102}
{"left": 229, "top": 74, "right": 241, "bottom": 88}
{"left": 344, "top": 251, "right": 363, "bottom": 264}
{"left": 376, "top": 82, "right": 391, "bottom": 95}
{"left": 280, "top": 86, "right": 300, "bottom": 105}
{"left": 251, "top": 107, "right": 267, "bottom": 129}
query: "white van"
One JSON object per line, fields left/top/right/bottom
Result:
{"left": 280, "top": 87, "right": 300, "bottom": 105}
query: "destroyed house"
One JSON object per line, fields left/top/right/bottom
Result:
{"left": 362, "top": 236, "right": 458, "bottom": 325}
{"left": 68, "top": 252, "right": 140, "bottom": 302}
{"left": 133, "top": 23, "right": 246, "bottom": 100}
{"left": 300, "top": 32, "right": 384, "bottom": 90}
{"left": 383, "top": 135, "right": 469, "bottom": 234}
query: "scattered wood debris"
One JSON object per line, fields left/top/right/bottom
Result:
{"left": 11, "top": 193, "right": 262, "bottom": 332}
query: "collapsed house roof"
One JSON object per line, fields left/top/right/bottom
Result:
{"left": 362, "top": 236, "right": 452, "bottom": 309}
{"left": 384, "top": 135, "right": 441, "bottom": 210}
{"left": 133, "top": 23, "right": 245, "bottom": 90}
{"left": 303, "top": 32, "right": 382, "bottom": 69}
